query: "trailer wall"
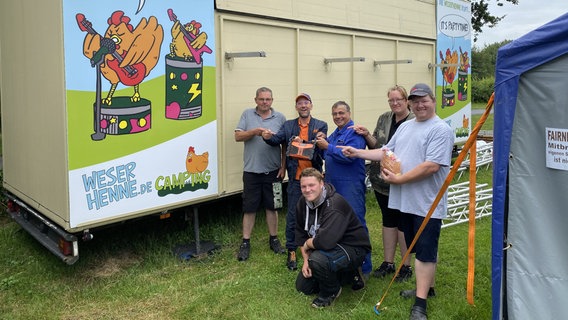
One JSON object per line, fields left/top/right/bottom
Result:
{"left": 1, "top": 0, "right": 436, "bottom": 233}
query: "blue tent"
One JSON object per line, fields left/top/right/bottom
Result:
{"left": 493, "top": 12, "right": 568, "bottom": 320}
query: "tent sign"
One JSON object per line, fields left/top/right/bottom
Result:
{"left": 545, "top": 127, "right": 568, "bottom": 170}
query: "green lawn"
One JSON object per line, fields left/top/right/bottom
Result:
{"left": 0, "top": 165, "right": 493, "bottom": 319}
{"left": 472, "top": 102, "right": 494, "bottom": 132}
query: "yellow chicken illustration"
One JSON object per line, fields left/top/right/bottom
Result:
{"left": 167, "top": 8, "right": 212, "bottom": 64}
{"left": 76, "top": 11, "right": 164, "bottom": 105}
{"left": 440, "top": 48, "right": 459, "bottom": 86}
{"left": 186, "top": 146, "right": 209, "bottom": 173}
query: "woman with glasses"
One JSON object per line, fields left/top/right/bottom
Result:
{"left": 352, "top": 85, "right": 414, "bottom": 281}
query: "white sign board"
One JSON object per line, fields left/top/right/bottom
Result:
{"left": 545, "top": 127, "right": 568, "bottom": 170}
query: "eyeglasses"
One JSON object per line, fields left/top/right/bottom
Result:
{"left": 387, "top": 98, "right": 406, "bottom": 105}
{"left": 256, "top": 98, "right": 273, "bottom": 102}
{"left": 296, "top": 101, "right": 311, "bottom": 106}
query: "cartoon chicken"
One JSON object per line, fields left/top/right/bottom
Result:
{"left": 167, "top": 9, "right": 212, "bottom": 64}
{"left": 440, "top": 48, "right": 458, "bottom": 87}
{"left": 186, "top": 146, "right": 209, "bottom": 173}
{"left": 76, "top": 11, "right": 164, "bottom": 105}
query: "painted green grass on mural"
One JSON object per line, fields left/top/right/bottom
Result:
{"left": 67, "top": 67, "right": 216, "bottom": 170}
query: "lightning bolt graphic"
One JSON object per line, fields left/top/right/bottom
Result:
{"left": 187, "top": 83, "right": 201, "bottom": 103}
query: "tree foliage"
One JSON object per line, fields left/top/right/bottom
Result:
{"left": 471, "top": 40, "right": 511, "bottom": 102}
{"left": 472, "top": 40, "right": 511, "bottom": 80}
{"left": 472, "top": 0, "right": 519, "bottom": 42}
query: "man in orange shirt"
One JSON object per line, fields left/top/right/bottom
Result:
{"left": 263, "top": 93, "right": 328, "bottom": 270}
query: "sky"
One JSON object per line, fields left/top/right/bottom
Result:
{"left": 63, "top": 0, "right": 215, "bottom": 91}
{"left": 475, "top": 0, "right": 567, "bottom": 47}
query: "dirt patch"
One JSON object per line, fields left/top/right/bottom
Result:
{"left": 89, "top": 251, "right": 143, "bottom": 279}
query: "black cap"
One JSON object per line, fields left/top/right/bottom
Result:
{"left": 408, "top": 83, "right": 433, "bottom": 99}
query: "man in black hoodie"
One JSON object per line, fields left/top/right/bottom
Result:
{"left": 295, "top": 167, "right": 372, "bottom": 308}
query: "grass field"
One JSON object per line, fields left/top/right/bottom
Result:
{"left": 0, "top": 164, "right": 493, "bottom": 319}
{"left": 472, "top": 102, "right": 494, "bottom": 133}
{"left": 0, "top": 103, "right": 495, "bottom": 319}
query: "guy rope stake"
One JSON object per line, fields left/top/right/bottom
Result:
{"left": 373, "top": 93, "right": 494, "bottom": 316}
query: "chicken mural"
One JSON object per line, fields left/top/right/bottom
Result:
{"left": 76, "top": 10, "right": 164, "bottom": 140}
{"left": 186, "top": 146, "right": 209, "bottom": 174}
{"left": 457, "top": 47, "right": 471, "bottom": 101}
{"left": 439, "top": 48, "right": 458, "bottom": 108}
{"left": 165, "top": 8, "right": 212, "bottom": 120}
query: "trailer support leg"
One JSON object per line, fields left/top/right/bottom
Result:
{"left": 172, "top": 206, "right": 219, "bottom": 260}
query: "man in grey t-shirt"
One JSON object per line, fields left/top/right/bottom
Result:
{"left": 234, "top": 87, "right": 287, "bottom": 261}
{"left": 341, "top": 83, "right": 454, "bottom": 320}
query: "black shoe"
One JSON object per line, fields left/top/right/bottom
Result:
{"left": 287, "top": 250, "right": 298, "bottom": 271}
{"left": 311, "top": 287, "right": 342, "bottom": 308}
{"left": 409, "top": 305, "right": 428, "bottom": 320}
{"left": 372, "top": 261, "right": 395, "bottom": 278}
{"left": 395, "top": 265, "right": 413, "bottom": 282}
{"left": 351, "top": 267, "right": 366, "bottom": 291}
{"left": 237, "top": 242, "right": 250, "bottom": 261}
{"left": 269, "top": 238, "right": 285, "bottom": 254}
{"left": 400, "top": 287, "right": 436, "bottom": 299}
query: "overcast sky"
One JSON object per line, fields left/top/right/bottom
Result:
{"left": 474, "top": 1, "right": 567, "bottom": 48}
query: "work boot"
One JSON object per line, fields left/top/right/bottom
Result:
{"left": 395, "top": 265, "right": 413, "bottom": 282}
{"left": 409, "top": 305, "right": 428, "bottom": 320}
{"left": 287, "top": 250, "right": 298, "bottom": 271}
{"left": 400, "top": 287, "right": 436, "bottom": 299}
{"left": 237, "top": 242, "right": 250, "bottom": 261}
{"left": 372, "top": 261, "right": 395, "bottom": 278}
{"left": 269, "top": 238, "right": 285, "bottom": 254}
{"left": 311, "top": 287, "right": 342, "bottom": 308}
{"left": 351, "top": 267, "right": 366, "bottom": 291}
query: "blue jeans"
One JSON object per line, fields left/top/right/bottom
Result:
{"left": 295, "top": 244, "right": 368, "bottom": 297}
{"left": 286, "top": 179, "right": 302, "bottom": 250}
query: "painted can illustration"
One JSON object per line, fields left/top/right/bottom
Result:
{"left": 97, "top": 97, "right": 151, "bottom": 134}
{"left": 458, "top": 70, "right": 468, "bottom": 101}
{"left": 442, "top": 87, "right": 456, "bottom": 107}
{"left": 165, "top": 56, "right": 203, "bottom": 120}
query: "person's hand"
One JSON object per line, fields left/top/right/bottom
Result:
{"left": 381, "top": 167, "right": 401, "bottom": 184}
{"left": 315, "top": 135, "right": 328, "bottom": 150}
{"left": 338, "top": 145, "right": 358, "bottom": 158}
{"left": 301, "top": 261, "right": 312, "bottom": 278}
{"left": 253, "top": 128, "right": 265, "bottom": 136}
{"left": 277, "top": 167, "right": 286, "bottom": 179}
{"left": 261, "top": 129, "right": 275, "bottom": 139}
{"left": 291, "top": 136, "right": 302, "bottom": 143}
{"left": 350, "top": 124, "right": 370, "bottom": 137}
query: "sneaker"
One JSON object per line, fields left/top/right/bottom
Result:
{"left": 400, "top": 287, "right": 436, "bottom": 299}
{"left": 269, "top": 238, "right": 285, "bottom": 254}
{"left": 311, "top": 287, "right": 342, "bottom": 308}
{"left": 351, "top": 267, "right": 366, "bottom": 291}
{"left": 237, "top": 242, "right": 250, "bottom": 261}
{"left": 372, "top": 261, "right": 395, "bottom": 278}
{"left": 409, "top": 305, "right": 428, "bottom": 320}
{"left": 395, "top": 265, "right": 413, "bottom": 282}
{"left": 287, "top": 250, "right": 298, "bottom": 271}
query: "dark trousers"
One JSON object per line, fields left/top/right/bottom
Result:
{"left": 296, "top": 244, "right": 368, "bottom": 297}
{"left": 285, "top": 179, "right": 302, "bottom": 250}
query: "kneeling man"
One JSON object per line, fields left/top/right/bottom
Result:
{"left": 295, "top": 167, "right": 372, "bottom": 308}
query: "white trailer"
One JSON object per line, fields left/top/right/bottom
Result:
{"left": 0, "top": 0, "right": 440, "bottom": 264}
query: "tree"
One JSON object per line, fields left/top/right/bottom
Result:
{"left": 471, "top": 39, "right": 511, "bottom": 102}
{"left": 471, "top": 40, "right": 511, "bottom": 79}
{"left": 472, "top": 0, "right": 519, "bottom": 42}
